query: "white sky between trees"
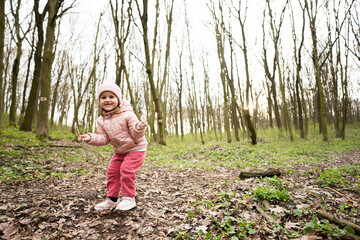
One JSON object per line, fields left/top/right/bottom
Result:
{"left": 8, "top": 0, "right": 360, "bottom": 128}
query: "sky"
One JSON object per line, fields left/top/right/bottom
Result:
{"left": 6, "top": 0, "right": 360, "bottom": 126}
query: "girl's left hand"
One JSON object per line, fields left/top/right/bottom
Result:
{"left": 137, "top": 121, "right": 148, "bottom": 130}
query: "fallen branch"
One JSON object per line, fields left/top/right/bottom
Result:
{"left": 19, "top": 144, "right": 82, "bottom": 148}
{"left": 345, "top": 232, "right": 360, "bottom": 240}
{"left": 239, "top": 169, "right": 282, "bottom": 179}
{"left": 48, "top": 144, "right": 82, "bottom": 148}
{"left": 317, "top": 210, "right": 360, "bottom": 234}
{"left": 16, "top": 145, "right": 32, "bottom": 151}
{"left": 326, "top": 187, "right": 358, "bottom": 205}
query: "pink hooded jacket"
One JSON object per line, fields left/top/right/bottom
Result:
{"left": 87, "top": 100, "right": 148, "bottom": 154}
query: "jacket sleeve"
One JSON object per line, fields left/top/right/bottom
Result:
{"left": 88, "top": 118, "right": 111, "bottom": 146}
{"left": 127, "top": 113, "right": 146, "bottom": 141}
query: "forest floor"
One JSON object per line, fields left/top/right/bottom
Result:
{"left": 1, "top": 134, "right": 360, "bottom": 239}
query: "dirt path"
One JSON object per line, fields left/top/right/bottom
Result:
{"left": 0, "top": 149, "right": 359, "bottom": 239}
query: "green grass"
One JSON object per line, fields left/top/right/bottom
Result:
{"left": 145, "top": 123, "right": 360, "bottom": 171}
{"left": 0, "top": 125, "right": 92, "bottom": 183}
{"left": 315, "top": 164, "right": 360, "bottom": 193}
{"left": 252, "top": 184, "right": 290, "bottom": 203}
{"left": 1, "top": 122, "right": 359, "bottom": 183}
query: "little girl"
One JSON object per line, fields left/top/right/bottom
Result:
{"left": 78, "top": 82, "right": 147, "bottom": 211}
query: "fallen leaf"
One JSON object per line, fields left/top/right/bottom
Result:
{"left": 0, "top": 205, "right": 8, "bottom": 210}
{"left": 195, "top": 225, "right": 207, "bottom": 233}
{"left": 293, "top": 235, "right": 322, "bottom": 240}
{"left": 269, "top": 206, "right": 285, "bottom": 213}
{"left": 285, "top": 221, "right": 300, "bottom": 229}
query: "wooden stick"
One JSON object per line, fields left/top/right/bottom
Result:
{"left": 75, "top": 124, "right": 89, "bottom": 162}
{"left": 239, "top": 169, "right": 282, "bottom": 179}
{"left": 316, "top": 210, "right": 360, "bottom": 233}
{"left": 326, "top": 187, "right": 358, "bottom": 205}
{"left": 17, "top": 144, "right": 82, "bottom": 148}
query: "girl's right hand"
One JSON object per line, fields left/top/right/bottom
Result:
{"left": 78, "top": 134, "right": 91, "bottom": 143}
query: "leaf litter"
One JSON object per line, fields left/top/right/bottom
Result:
{"left": 0, "top": 141, "right": 359, "bottom": 239}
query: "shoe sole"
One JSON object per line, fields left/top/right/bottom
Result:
{"left": 116, "top": 204, "right": 136, "bottom": 211}
{"left": 94, "top": 204, "right": 119, "bottom": 211}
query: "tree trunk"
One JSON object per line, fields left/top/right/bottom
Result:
{"left": 9, "top": 42, "right": 22, "bottom": 126}
{"left": 243, "top": 109, "right": 256, "bottom": 145}
{"left": 278, "top": 70, "right": 294, "bottom": 141}
{"left": 36, "top": 0, "right": 60, "bottom": 139}
{"left": 262, "top": 9, "right": 282, "bottom": 129}
{"left": 305, "top": 0, "right": 328, "bottom": 141}
{"left": 20, "top": 0, "right": 45, "bottom": 132}
{"left": 236, "top": 1, "right": 257, "bottom": 143}
{"left": 176, "top": 50, "right": 184, "bottom": 140}
{"left": 110, "top": 0, "right": 139, "bottom": 118}
{"left": 137, "top": 0, "right": 166, "bottom": 145}
{"left": 9, "top": 0, "right": 27, "bottom": 126}
{"left": 340, "top": 24, "right": 350, "bottom": 139}
{"left": 228, "top": 37, "right": 240, "bottom": 142}
{"left": 18, "top": 32, "right": 35, "bottom": 126}
{"left": 212, "top": 4, "right": 231, "bottom": 143}
{"left": 0, "top": 0, "right": 4, "bottom": 132}
{"left": 50, "top": 58, "right": 64, "bottom": 125}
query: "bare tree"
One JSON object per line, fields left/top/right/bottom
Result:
{"left": 349, "top": 1, "right": 360, "bottom": 61}
{"left": 8, "top": 0, "right": 31, "bottom": 126}
{"left": 110, "top": 0, "right": 140, "bottom": 117}
{"left": 174, "top": 44, "right": 185, "bottom": 140}
{"left": 184, "top": 0, "right": 204, "bottom": 144}
{"left": 20, "top": 0, "right": 47, "bottom": 131}
{"left": 0, "top": 0, "right": 5, "bottom": 132}
{"left": 304, "top": 0, "right": 354, "bottom": 141}
{"left": 135, "top": 0, "right": 171, "bottom": 145}
{"left": 18, "top": 29, "right": 35, "bottom": 126}
{"left": 36, "top": 0, "right": 75, "bottom": 139}
{"left": 209, "top": 1, "right": 232, "bottom": 143}
{"left": 290, "top": 0, "right": 307, "bottom": 139}
{"left": 340, "top": 18, "right": 350, "bottom": 139}
{"left": 233, "top": 0, "right": 256, "bottom": 144}
{"left": 202, "top": 55, "right": 218, "bottom": 141}
{"left": 266, "top": 0, "right": 294, "bottom": 141}
{"left": 304, "top": 0, "right": 329, "bottom": 141}
{"left": 50, "top": 51, "right": 65, "bottom": 126}
{"left": 262, "top": 6, "right": 282, "bottom": 130}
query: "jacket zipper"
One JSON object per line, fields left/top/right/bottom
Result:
{"left": 110, "top": 116, "right": 121, "bottom": 153}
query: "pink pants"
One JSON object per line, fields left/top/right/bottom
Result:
{"left": 107, "top": 151, "right": 146, "bottom": 198}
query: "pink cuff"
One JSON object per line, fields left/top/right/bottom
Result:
{"left": 86, "top": 133, "right": 92, "bottom": 143}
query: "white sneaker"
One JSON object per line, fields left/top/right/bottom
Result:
{"left": 94, "top": 198, "right": 120, "bottom": 211}
{"left": 116, "top": 196, "right": 136, "bottom": 211}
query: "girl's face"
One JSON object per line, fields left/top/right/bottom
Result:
{"left": 99, "top": 91, "right": 119, "bottom": 111}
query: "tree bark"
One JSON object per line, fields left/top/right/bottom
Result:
{"left": 290, "top": 1, "right": 306, "bottom": 139}
{"left": 305, "top": 0, "right": 328, "bottom": 141}
{"left": 9, "top": 0, "right": 28, "bottom": 126}
{"left": 50, "top": 53, "right": 64, "bottom": 126}
{"left": 20, "top": 0, "right": 46, "bottom": 131}
{"left": 236, "top": 1, "right": 257, "bottom": 143}
{"left": 18, "top": 31, "right": 35, "bottom": 126}
{"left": 0, "top": 0, "right": 5, "bottom": 132}
{"left": 36, "top": 0, "right": 61, "bottom": 139}
{"left": 340, "top": 22, "right": 350, "bottom": 139}
{"left": 211, "top": 2, "right": 232, "bottom": 143}
{"left": 262, "top": 7, "right": 282, "bottom": 129}
{"left": 110, "top": 0, "right": 139, "bottom": 118}
{"left": 136, "top": 0, "right": 166, "bottom": 145}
